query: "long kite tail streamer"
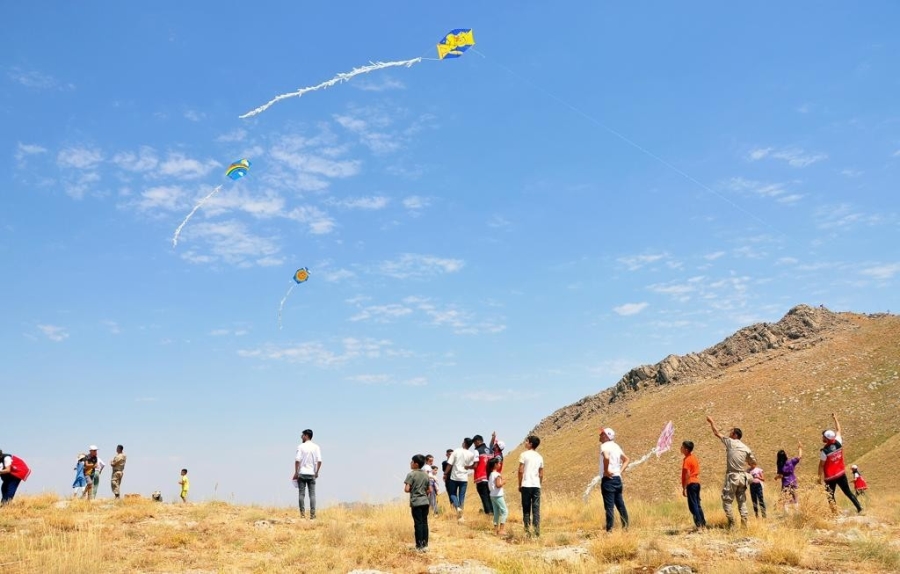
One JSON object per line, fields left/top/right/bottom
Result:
{"left": 239, "top": 58, "right": 425, "bottom": 119}
{"left": 277, "top": 284, "right": 295, "bottom": 330}
{"left": 626, "top": 421, "right": 675, "bottom": 472}
{"left": 625, "top": 448, "right": 658, "bottom": 471}
{"left": 172, "top": 185, "right": 223, "bottom": 248}
{"left": 583, "top": 475, "right": 602, "bottom": 502}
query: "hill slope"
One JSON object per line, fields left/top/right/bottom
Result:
{"left": 509, "top": 305, "right": 900, "bottom": 501}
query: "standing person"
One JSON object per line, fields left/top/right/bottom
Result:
{"left": 472, "top": 434, "right": 493, "bottom": 515}
{"left": 72, "top": 454, "right": 87, "bottom": 498}
{"left": 850, "top": 465, "right": 868, "bottom": 497}
{"left": 0, "top": 449, "right": 25, "bottom": 505}
{"left": 87, "top": 446, "right": 105, "bottom": 500}
{"left": 490, "top": 432, "right": 505, "bottom": 470}
{"left": 403, "top": 454, "right": 431, "bottom": 552}
{"left": 680, "top": 440, "right": 706, "bottom": 530}
{"left": 179, "top": 469, "right": 189, "bottom": 503}
{"left": 818, "top": 413, "right": 862, "bottom": 514}
{"left": 599, "top": 427, "right": 630, "bottom": 532}
{"left": 748, "top": 460, "right": 766, "bottom": 518}
{"left": 110, "top": 445, "right": 127, "bottom": 500}
{"left": 774, "top": 441, "right": 803, "bottom": 512}
{"left": 707, "top": 416, "right": 756, "bottom": 529}
{"left": 293, "top": 429, "right": 323, "bottom": 519}
{"left": 444, "top": 438, "right": 476, "bottom": 522}
{"left": 82, "top": 449, "right": 98, "bottom": 500}
{"left": 517, "top": 435, "right": 544, "bottom": 537}
{"left": 441, "top": 449, "right": 454, "bottom": 506}
{"left": 424, "top": 455, "right": 439, "bottom": 515}
{"left": 487, "top": 457, "right": 508, "bottom": 536}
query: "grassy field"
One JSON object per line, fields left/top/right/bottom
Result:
{"left": 2, "top": 485, "right": 897, "bottom": 573}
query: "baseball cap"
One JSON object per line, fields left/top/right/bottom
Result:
{"left": 851, "top": 464, "right": 858, "bottom": 470}
{"left": 602, "top": 427, "right": 616, "bottom": 440}
{"left": 496, "top": 440, "right": 506, "bottom": 451}
{"left": 89, "top": 445, "right": 99, "bottom": 450}
{"left": 823, "top": 430, "right": 836, "bottom": 440}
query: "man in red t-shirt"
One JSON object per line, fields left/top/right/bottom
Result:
{"left": 472, "top": 435, "right": 494, "bottom": 514}
{"left": 818, "top": 413, "right": 862, "bottom": 514}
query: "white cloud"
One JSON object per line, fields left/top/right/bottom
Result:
{"left": 137, "top": 185, "right": 185, "bottom": 211}
{"left": 401, "top": 296, "right": 506, "bottom": 335}
{"left": 350, "top": 304, "right": 414, "bottom": 322}
{"left": 726, "top": 177, "right": 803, "bottom": 204}
{"left": 286, "top": 206, "right": 336, "bottom": 235}
{"left": 613, "top": 302, "right": 649, "bottom": 316}
{"left": 238, "top": 337, "right": 402, "bottom": 367}
{"left": 157, "top": 152, "right": 218, "bottom": 179}
{"left": 183, "top": 110, "right": 205, "bottom": 122}
{"left": 814, "top": 203, "right": 885, "bottom": 230}
{"left": 487, "top": 215, "right": 511, "bottom": 229}
{"left": 459, "top": 389, "right": 541, "bottom": 402}
{"left": 210, "top": 329, "right": 231, "bottom": 336}
{"left": 747, "top": 146, "right": 827, "bottom": 168}
{"left": 347, "top": 374, "right": 392, "bottom": 384}
{"left": 588, "top": 359, "right": 637, "bottom": 378}
{"left": 179, "top": 220, "right": 281, "bottom": 267}
{"left": 57, "top": 146, "right": 103, "bottom": 169}
{"left": 331, "top": 196, "right": 390, "bottom": 210}
{"left": 840, "top": 169, "right": 863, "bottom": 178}
{"left": 353, "top": 77, "right": 406, "bottom": 92}
{"left": 617, "top": 253, "right": 667, "bottom": 271}
{"left": 379, "top": 253, "right": 464, "bottom": 279}
{"left": 112, "top": 147, "right": 159, "bottom": 172}
{"left": 216, "top": 129, "right": 247, "bottom": 143}
{"left": 8, "top": 68, "right": 70, "bottom": 90}
{"left": 402, "top": 196, "right": 430, "bottom": 211}
{"left": 204, "top": 190, "right": 286, "bottom": 219}
{"left": 102, "top": 320, "right": 121, "bottom": 335}
{"left": 37, "top": 324, "right": 69, "bottom": 342}
{"left": 15, "top": 142, "right": 47, "bottom": 165}
{"left": 704, "top": 251, "right": 726, "bottom": 261}
{"left": 861, "top": 263, "right": 900, "bottom": 280}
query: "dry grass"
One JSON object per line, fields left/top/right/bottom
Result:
{"left": 2, "top": 489, "right": 899, "bottom": 574}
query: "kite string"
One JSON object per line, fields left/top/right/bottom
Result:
{"left": 172, "top": 185, "right": 222, "bottom": 248}
{"left": 277, "top": 283, "right": 296, "bottom": 330}
{"left": 469, "top": 48, "right": 774, "bottom": 231}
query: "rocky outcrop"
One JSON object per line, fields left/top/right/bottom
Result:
{"left": 531, "top": 305, "right": 849, "bottom": 435}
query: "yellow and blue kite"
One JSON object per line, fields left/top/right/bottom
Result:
{"left": 437, "top": 29, "right": 475, "bottom": 60}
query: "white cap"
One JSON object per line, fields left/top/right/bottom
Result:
{"left": 823, "top": 430, "right": 836, "bottom": 440}
{"left": 602, "top": 427, "right": 616, "bottom": 440}
{"left": 89, "top": 445, "right": 98, "bottom": 450}
{"left": 496, "top": 440, "right": 506, "bottom": 451}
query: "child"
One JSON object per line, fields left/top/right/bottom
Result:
{"left": 851, "top": 464, "right": 868, "bottom": 496}
{"left": 72, "top": 453, "right": 87, "bottom": 498}
{"left": 774, "top": 441, "right": 802, "bottom": 512}
{"left": 403, "top": 454, "right": 431, "bottom": 552}
{"left": 424, "top": 455, "right": 439, "bottom": 515}
{"left": 82, "top": 454, "right": 97, "bottom": 499}
{"left": 680, "top": 441, "right": 706, "bottom": 529}
{"left": 487, "top": 457, "right": 508, "bottom": 536}
{"left": 179, "top": 469, "right": 189, "bottom": 503}
{"left": 748, "top": 460, "right": 766, "bottom": 518}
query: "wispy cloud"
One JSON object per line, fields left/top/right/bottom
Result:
{"left": 617, "top": 253, "right": 668, "bottom": 271}
{"left": 102, "top": 320, "right": 121, "bottom": 335}
{"left": 37, "top": 324, "right": 69, "bottom": 342}
{"left": 112, "top": 147, "right": 159, "bottom": 172}
{"left": 613, "top": 302, "right": 649, "bottom": 316}
{"left": 183, "top": 110, "right": 205, "bottom": 122}
{"left": 378, "top": 253, "right": 464, "bottom": 279}
{"left": 726, "top": 177, "right": 803, "bottom": 204}
{"left": 330, "top": 196, "right": 390, "bottom": 210}
{"left": 402, "top": 196, "right": 430, "bottom": 211}
{"left": 814, "top": 203, "right": 885, "bottom": 230}
{"left": 157, "top": 152, "right": 218, "bottom": 179}
{"left": 8, "top": 67, "right": 73, "bottom": 90}
{"left": 459, "top": 389, "right": 541, "bottom": 402}
{"left": 861, "top": 263, "right": 900, "bottom": 280}
{"left": 238, "top": 337, "right": 405, "bottom": 367}
{"left": 487, "top": 215, "right": 511, "bottom": 229}
{"left": 353, "top": 77, "right": 406, "bottom": 92}
{"left": 57, "top": 146, "right": 103, "bottom": 169}
{"left": 350, "top": 304, "right": 414, "bottom": 322}
{"left": 346, "top": 374, "right": 427, "bottom": 386}
{"left": 15, "top": 142, "right": 47, "bottom": 166}
{"left": 747, "top": 147, "right": 827, "bottom": 168}
{"left": 179, "top": 220, "right": 282, "bottom": 267}
{"left": 286, "top": 205, "right": 336, "bottom": 235}
{"left": 216, "top": 129, "right": 247, "bottom": 143}
{"left": 210, "top": 328, "right": 249, "bottom": 336}
{"left": 137, "top": 185, "right": 186, "bottom": 212}
{"left": 704, "top": 251, "right": 726, "bottom": 261}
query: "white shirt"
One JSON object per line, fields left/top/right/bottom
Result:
{"left": 0, "top": 455, "right": 10, "bottom": 470}
{"left": 295, "top": 441, "right": 322, "bottom": 475}
{"left": 489, "top": 470, "right": 504, "bottom": 497}
{"left": 600, "top": 440, "right": 625, "bottom": 477}
{"left": 518, "top": 450, "right": 544, "bottom": 488}
{"left": 447, "top": 448, "right": 476, "bottom": 481}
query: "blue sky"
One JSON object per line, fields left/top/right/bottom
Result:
{"left": 3, "top": 3, "right": 898, "bottom": 506}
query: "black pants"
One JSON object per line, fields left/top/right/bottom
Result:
{"left": 825, "top": 475, "right": 862, "bottom": 512}
{"left": 520, "top": 487, "right": 541, "bottom": 534}
{"left": 749, "top": 483, "right": 766, "bottom": 517}
{"left": 411, "top": 504, "right": 429, "bottom": 548}
{"left": 601, "top": 476, "right": 629, "bottom": 531}
{"left": 476, "top": 481, "right": 493, "bottom": 514}
{"left": 686, "top": 483, "right": 706, "bottom": 527}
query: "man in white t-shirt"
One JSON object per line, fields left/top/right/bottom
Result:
{"left": 517, "top": 435, "right": 544, "bottom": 537}
{"left": 444, "top": 438, "right": 476, "bottom": 521}
{"left": 599, "top": 427, "right": 630, "bottom": 532}
{"left": 293, "top": 429, "right": 322, "bottom": 519}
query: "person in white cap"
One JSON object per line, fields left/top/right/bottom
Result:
{"left": 85, "top": 446, "right": 105, "bottom": 500}
{"left": 599, "top": 427, "right": 630, "bottom": 532}
{"left": 818, "top": 412, "right": 862, "bottom": 514}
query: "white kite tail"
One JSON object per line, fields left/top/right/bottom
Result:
{"left": 582, "top": 475, "right": 602, "bottom": 502}
{"left": 625, "top": 447, "right": 658, "bottom": 472}
{"left": 172, "top": 185, "right": 223, "bottom": 247}
{"left": 239, "top": 58, "right": 425, "bottom": 119}
{"left": 277, "top": 283, "right": 296, "bottom": 330}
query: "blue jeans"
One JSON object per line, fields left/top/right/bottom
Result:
{"left": 298, "top": 474, "right": 317, "bottom": 517}
{"left": 1, "top": 476, "right": 21, "bottom": 504}
{"left": 749, "top": 482, "right": 766, "bottom": 517}
{"left": 601, "top": 476, "right": 629, "bottom": 531}
{"left": 520, "top": 487, "right": 541, "bottom": 533}
{"left": 686, "top": 483, "right": 706, "bottom": 527}
{"left": 447, "top": 479, "right": 468, "bottom": 509}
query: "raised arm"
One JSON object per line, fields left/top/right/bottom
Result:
{"left": 707, "top": 416, "right": 724, "bottom": 439}
{"left": 797, "top": 440, "right": 803, "bottom": 460}
{"left": 832, "top": 413, "right": 842, "bottom": 436}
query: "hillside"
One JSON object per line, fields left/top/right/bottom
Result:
{"left": 508, "top": 305, "right": 900, "bottom": 501}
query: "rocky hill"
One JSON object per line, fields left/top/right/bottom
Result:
{"left": 508, "top": 305, "right": 900, "bottom": 502}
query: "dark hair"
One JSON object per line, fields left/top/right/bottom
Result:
{"left": 411, "top": 454, "right": 426, "bottom": 469}
{"left": 463, "top": 438, "right": 474, "bottom": 449}
{"left": 732, "top": 428, "right": 743, "bottom": 439}
{"left": 117, "top": 445, "right": 124, "bottom": 451}
{"left": 682, "top": 440, "right": 694, "bottom": 453}
{"left": 526, "top": 435, "right": 541, "bottom": 449}
{"left": 303, "top": 429, "right": 314, "bottom": 439}
{"left": 181, "top": 468, "right": 188, "bottom": 473}
{"left": 486, "top": 457, "right": 499, "bottom": 475}
{"left": 425, "top": 454, "right": 433, "bottom": 460}
{"left": 776, "top": 450, "right": 787, "bottom": 476}
{"left": 473, "top": 434, "right": 484, "bottom": 443}
{"left": 446, "top": 449, "right": 453, "bottom": 455}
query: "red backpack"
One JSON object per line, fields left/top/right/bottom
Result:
{"left": 7, "top": 455, "right": 31, "bottom": 481}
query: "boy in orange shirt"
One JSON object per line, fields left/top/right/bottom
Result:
{"left": 681, "top": 441, "right": 706, "bottom": 529}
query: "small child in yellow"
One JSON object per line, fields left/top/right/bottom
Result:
{"left": 179, "top": 469, "right": 189, "bottom": 503}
